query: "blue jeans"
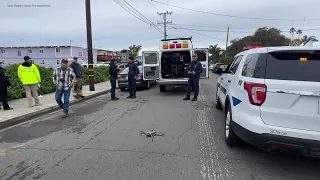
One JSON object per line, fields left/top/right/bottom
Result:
{"left": 55, "top": 87, "right": 71, "bottom": 113}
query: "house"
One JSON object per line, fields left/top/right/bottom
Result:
{"left": 97, "top": 49, "right": 117, "bottom": 62}
{"left": 0, "top": 46, "right": 98, "bottom": 68}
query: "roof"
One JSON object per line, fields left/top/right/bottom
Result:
{"left": 237, "top": 46, "right": 320, "bottom": 56}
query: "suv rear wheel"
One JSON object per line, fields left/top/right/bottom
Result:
{"left": 225, "top": 103, "right": 243, "bottom": 147}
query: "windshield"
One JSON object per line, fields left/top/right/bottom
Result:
{"left": 265, "top": 50, "right": 320, "bottom": 82}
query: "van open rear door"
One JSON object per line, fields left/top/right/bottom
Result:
{"left": 142, "top": 51, "right": 160, "bottom": 80}
{"left": 193, "top": 48, "right": 209, "bottom": 78}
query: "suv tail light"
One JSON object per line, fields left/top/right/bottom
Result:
{"left": 244, "top": 82, "right": 267, "bottom": 106}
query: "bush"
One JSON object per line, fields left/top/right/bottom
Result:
{"left": 5, "top": 64, "right": 109, "bottom": 100}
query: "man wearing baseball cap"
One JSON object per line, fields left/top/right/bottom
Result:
{"left": 18, "top": 56, "right": 42, "bottom": 107}
{"left": 70, "top": 57, "right": 85, "bottom": 99}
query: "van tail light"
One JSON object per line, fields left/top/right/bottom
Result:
{"left": 169, "top": 44, "right": 175, "bottom": 49}
{"left": 244, "top": 82, "right": 267, "bottom": 106}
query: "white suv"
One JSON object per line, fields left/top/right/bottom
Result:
{"left": 215, "top": 46, "right": 320, "bottom": 157}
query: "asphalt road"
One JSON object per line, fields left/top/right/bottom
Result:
{"left": 0, "top": 73, "right": 320, "bottom": 180}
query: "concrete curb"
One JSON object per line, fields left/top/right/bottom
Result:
{"left": 0, "top": 89, "right": 111, "bottom": 130}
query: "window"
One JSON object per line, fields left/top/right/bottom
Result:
{"left": 1, "top": 49, "right": 5, "bottom": 54}
{"left": 40, "top": 49, "right": 44, "bottom": 53}
{"left": 17, "top": 50, "right": 21, "bottom": 56}
{"left": 55, "top": 47, "right": 61, "bottom": 53}
{"left": 78, "top": 52, "right": 83, "bottom": 57}
{"left": 265, "top": 50, "right": 320, "bottom": 82}
{"left": 28, "top": 49, "right": 32, "bottom": 53}
{"left": 241, "top": 53, "right": 267, "bottom": 78}
{"left": 144, "top": 52, "right": 158, "bottom": 64}
{"left": 194, "top": 50, "right": 207, "bottom": 62}
{"left": 229, "top": 55, "right": 243, "bottom": 74}
{"left": 41, "top": 60, "right": 45, "bottom": 64}
{"left": 57, "top": 60, "right": 60, "bottom": 64}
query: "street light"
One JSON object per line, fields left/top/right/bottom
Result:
{"left": 85, "top": 0, "right": 95, "bottom": 91}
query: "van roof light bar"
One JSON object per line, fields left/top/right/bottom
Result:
{"left": 161, "top": 37, "right": 192, "bottom": 42}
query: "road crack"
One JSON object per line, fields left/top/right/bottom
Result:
{"left": 175, "top": 118, "right": 193, "bottom": 153}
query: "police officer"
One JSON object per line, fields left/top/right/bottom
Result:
{"left": 109, "top": 59, "right": 119, "bottom": 101}
{"left": 183, "top": 53, "right": 203, "bottom": 101}
{"left": 0, "top": 62, "right": 13, "bottom": 110}
{"left": 127, "top": 57, "right": 139, "bottom": 99}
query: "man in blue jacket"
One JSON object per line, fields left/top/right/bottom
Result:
{"left": 183, "top": 53, "right": 203, "bottom": 101}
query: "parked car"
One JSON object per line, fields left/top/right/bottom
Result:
{"left": 215, "top": 46, "right": 320, "bottom": 157}
{"left": 117, "top": 66, "right": 156, "bottom": 91}
{"left": 212, "top": 63, "right": 224, "bottom": 73}
{"left": 216, "top": 65, "right": 228, "bottom": 74}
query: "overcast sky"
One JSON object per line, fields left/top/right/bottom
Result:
{"left": 1, "top": 0, "right": 319, "bottom": 52}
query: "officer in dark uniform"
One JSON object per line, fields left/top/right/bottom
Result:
{"left": 0, "top": 62, "right": 13, "bottom": 110}
{"left": 127, "top": 57, "right": 139, "bottom": 99}
{"left": 109, "top": 59, "right": 119, "bottom": 101}
{"left": 183, "top": 53, "right": 203, "bottom": 101}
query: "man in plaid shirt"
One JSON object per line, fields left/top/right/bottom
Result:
{"left": 53, "top": 59, "right": 76, "bottom": 118}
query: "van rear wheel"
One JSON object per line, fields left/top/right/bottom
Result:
{"left": 160, "top": 85, "right": 166, "bottom": 92}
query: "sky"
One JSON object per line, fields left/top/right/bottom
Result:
{"left": 0, "top": 0, "right": 319, "bottom": 52}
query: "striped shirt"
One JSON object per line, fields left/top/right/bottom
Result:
{"left": 53, "top": 67, "right": 76, "bottom": 90}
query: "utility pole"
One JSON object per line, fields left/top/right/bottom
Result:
{"left": 225, "top": 27, "right": 229, "bottom": 62}
{"left": 157, "top": 11, "right": 172, "bottom": 40}
{"left": 85, "top": 0, "right": 95, "bottom": 91}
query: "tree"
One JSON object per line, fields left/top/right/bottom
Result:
{"left": 208, "top": 44, "right": 224, "bottom": 63}
{"left": 128, "top": 44, "right": 142, "bottom": 58}
{"left": 291, "top": 35, "right": 319, "bottom": 46}
{"left": 225, "top": 27, "right": 291, "bottom": 63}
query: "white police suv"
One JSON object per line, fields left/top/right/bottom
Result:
{"left": 215, "top": 46, "right": 320, "bottom": 157}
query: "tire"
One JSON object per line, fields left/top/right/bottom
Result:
{"left": 224, "top": 103, "right": 243, "bottom": 147}
{"left": 120, "top": 88, "right": 126, "bottom": 91}
{"left": 160, "top": 85, "right": 166, "bottom": 92}
{"left": 215, "top": 88, "right": 223, "bottom": 110}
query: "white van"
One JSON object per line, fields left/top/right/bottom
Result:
{"left": 141, "top": 37, "right": 209, "bottom": 92}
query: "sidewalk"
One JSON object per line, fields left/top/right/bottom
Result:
{"left": 0, "top": 82, "right": 111, "bottom": 129}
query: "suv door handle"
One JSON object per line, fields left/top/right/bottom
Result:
{"left": 228, "top": 80, "right": 231, "bottom": 83}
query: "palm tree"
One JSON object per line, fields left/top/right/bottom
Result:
{"left": 289, "top": 27, "right": 296, "bottom": 42}
{"left": 209, "top": 44, "right": 222, "bottom": 63}
{"left": 302, "top": 35, "right": 319, "bottom": 46}
{"left": 296, "top": 29, "right": 302, "bottom": 39}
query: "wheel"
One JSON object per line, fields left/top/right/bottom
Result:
{"left": 225, "top": 103, "right": 243, "bottom": 147}
{"left": 159, "top": 85, "right": 166, "bottom": 92}
{"left": 120, "top": 88, "right": 126, "bottom": 91}
{"left": 146, "top": 81, "right": 151, "bottom": 89}
{"left": 215, "top": 87, "right": 223, "bottom": 110}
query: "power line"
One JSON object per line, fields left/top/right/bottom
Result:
{"left": 114, "top": 0, "right": 163, "bottom": 33}
{"left": 151, "top": 0, "right": 320, "bottom": 22}
{"left": 169, "top": 24, "right": 225, "bottom": 41}
{"left": 157, "top": 11, "right": 173, "bottom": 39}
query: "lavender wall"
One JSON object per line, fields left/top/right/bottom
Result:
{"left": 0, "top": 46, "right": 97, "bottom": 68}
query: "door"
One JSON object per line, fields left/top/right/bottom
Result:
{"left": 194, "top": 48, "right": 209, "bottom": 78}
{"left": 259, "top": 49, "right": 320, "bottom": 132}
{"left": 218, "top": 56, "right": 243, "bottom": 106}
{"left": 142, "top": 51, "right": 160, "bottom": 80}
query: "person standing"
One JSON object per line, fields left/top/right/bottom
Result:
{"left": 183, "top": 53, "right": 203, "bottom": 101}
{"left": 109, "top": 59, "right": 119, "bottom": 101}
{"left": 127, "top": 57, "right": 139, "bottom": 99}
{"left": 53, "top": 59, "right": 76, "bottom": 118}
{"left": 18, "top": 56, "right": 41, "bottom": 107}
{"left": 0, "top": 62, "right": 13, "bottom": 110}
{"left": 70, "top": 57, "right": 85, "bottom": 99}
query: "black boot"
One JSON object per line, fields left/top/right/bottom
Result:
{"left": 112, "top": 97, "right": 119, "bottom": 101}
{"left": 192, "top": 96, "right": 198, "bottom": 101}
{"left": 183, "top": 96, "right": 190, "bottom": 100}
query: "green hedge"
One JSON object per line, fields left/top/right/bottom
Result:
{"left": 5, "top": 64, "right": 109, "bottom": 100}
